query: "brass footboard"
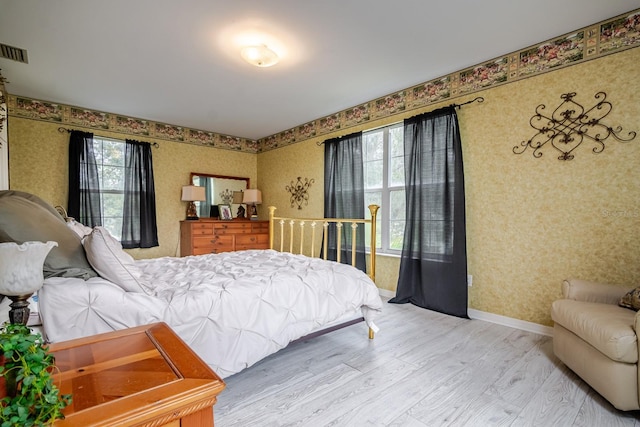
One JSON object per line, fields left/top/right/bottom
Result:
{"left": 268, "top": 205, "right": 380, "bottom": 340}
{"left": 268, "top": 204, "right": 379, "bottom": 283}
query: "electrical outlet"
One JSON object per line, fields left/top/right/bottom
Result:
{"left": 467, "top": 274, "right": 473, "bottom": 287}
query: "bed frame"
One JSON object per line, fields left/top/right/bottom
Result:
{"left": 268, "top": 204, "right": 379, "bottom": 339}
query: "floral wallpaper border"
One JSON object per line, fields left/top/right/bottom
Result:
{"left": 257, "top": 8, "right": 640, "bottom": 152}
{"left": 5, "top": 8, "right": 640, "bottom": 154}
{"left": 7, "top": 96, "right": 259, "bottom": 153}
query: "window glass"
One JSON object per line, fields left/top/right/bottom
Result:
{"left": 93, "top": 137, "right": 126, "bottom": 239}
{"left": 363, "top": 123, "right": 404, "bottom": 254}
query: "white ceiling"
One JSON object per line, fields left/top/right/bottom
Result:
{"left": 1, "top": 1, "right": 639, "bottom": 140}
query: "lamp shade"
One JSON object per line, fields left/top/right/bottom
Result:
{"left": 232, "top": 191, "right": 244, "bottom": 204}
{"left": 0, "top": 241, "right": 57, "bottom": 295}
{"left": 242, "top": 189, "right": 262, "bottom": 205}
{"left": 181, "top": 185, "right": 206, "bottom": 202}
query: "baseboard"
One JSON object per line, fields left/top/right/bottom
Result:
{"left": 377, "top": 288, "right": 552, "bottom": 336}
{"left": 468, "top": 308, "right": 553, "bottom": 337}
{"left": 378, "top": 288, "right": 396, "bottom": 298}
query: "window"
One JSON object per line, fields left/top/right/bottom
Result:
{"left": 92, "top": 136, "right": 126, "bottom": 239}
{"left": 363, "top": 123, "right": 405, "bottom": 254}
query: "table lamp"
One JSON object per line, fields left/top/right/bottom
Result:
{"left": 181, "top": 185, "right": 206, "bottom": 220}
{"left": 0, "top": 241, "right": 58, "bottom": 325}
{"left": 242, "top": 189, "right": 262, "bottom": 220}
{"left": 233, "top": 191, "right": 245, "bottom": 219}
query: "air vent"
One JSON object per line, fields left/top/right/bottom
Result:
{"left": 0, "top": 43, "right": 28, "bottom": 64}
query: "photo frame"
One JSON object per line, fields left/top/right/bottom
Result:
{"left": 209, "top": 205, "right": 220, "bottom": 219}
{"left": 218, "top": 204, "right": 232, "bottom": 220}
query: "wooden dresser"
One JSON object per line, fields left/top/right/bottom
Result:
{"left": 180, "top": 219, "right": 269, "bottom": 256}
{"left": 50, "top": 322, "right": 225, "bottom": 427}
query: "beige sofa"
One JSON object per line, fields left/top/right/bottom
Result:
{"left": 551, "top": 278, "right": 639, "bottom": 411}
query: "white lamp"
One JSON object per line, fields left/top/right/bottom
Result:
{"left": 240, "top": 45, "right": 279, "bottom": 67}
{"left": 181, "top": 185, "right": 206, "bottom": 220}
{"left": 242, "top": 189, "right": 262, "bottom": 220}
{"left": 0, "top": 241, "right": 58, "bottom": 325}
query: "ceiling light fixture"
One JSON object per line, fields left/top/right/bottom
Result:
{"left": 240, "top": 45, "right": 279, "bottom": 67}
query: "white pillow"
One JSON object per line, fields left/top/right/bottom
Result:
{"left": 83, "top": 226, "right": 147, "bottom": 293}
{"left": 66, "top": 218, "right": 93, "bottom": 239}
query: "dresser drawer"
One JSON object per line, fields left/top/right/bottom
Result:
{"left": 190, "top": 222, "right": 214, "bottom": 235}
{"left": 214, "top": 222, "right": 252, "bottom": 234}
{"left": 236, "top": 234, "right": 269, "bottom": 251}
{"left": 192, "top": 235, "right": 234, "bottom": 255}
{"left": 251, "top": 222, "right": 269, "bottom": 233}
{"left": 181, "top": 219, "right": 269, "bottom": 256}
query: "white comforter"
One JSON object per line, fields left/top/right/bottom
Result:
{"left": 38, "top": 250, "right": 382, "bottom": 378}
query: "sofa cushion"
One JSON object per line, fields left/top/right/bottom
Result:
{"left": 551, "top": 299, "right": 637, "bottom": 364}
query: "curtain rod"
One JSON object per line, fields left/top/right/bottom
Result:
{"left": 57, "top": 127, "right": 160, "bottom": 148}
{"left": 450, "top": 96, "right": 484, "bottom": 109}
{"left": 316, "top": 96, "right": 485, "bottom": 145}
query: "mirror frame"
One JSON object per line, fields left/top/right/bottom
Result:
{"left": 189, "top": 172, "right": 250, "bottom": 189}
{"left": 189, "top": 172, "right": 251, "bottom": 218}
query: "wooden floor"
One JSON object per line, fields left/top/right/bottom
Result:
{"left": 215, "top": 299, "right": 640, "bottom": 426}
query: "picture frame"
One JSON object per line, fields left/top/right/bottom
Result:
{"left": 218, "top": 204, "right": 232, "bottom": 220}
{"left": 209, "top": 205, "right": 220, "bottom": 219}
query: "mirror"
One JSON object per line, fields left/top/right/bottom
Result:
{"left": 190, "top": 172, "right": 250, "bottom": 218}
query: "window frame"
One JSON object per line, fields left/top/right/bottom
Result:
{"left": 363, "top": 122, "right": 405, "bottom": 256}
{"left": 92, "top": 135, "right": 126, "bottom": 240}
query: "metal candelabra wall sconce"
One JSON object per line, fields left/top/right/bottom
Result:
{"left": 513, "top": 92, "right": 636, "bottom": 161}
{"left": 286, "top": 177, "right": 315, "bottom": 209}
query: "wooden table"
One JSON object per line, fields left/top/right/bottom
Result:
{"left": 49, "top": 322, "right": 225, "bottom": 427}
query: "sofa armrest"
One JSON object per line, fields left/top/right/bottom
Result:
{"left": 562, "top": 278, "right": 632, "bottom": 305}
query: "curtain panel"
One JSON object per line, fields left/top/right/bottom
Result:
{"left": 390, "top": 106, "right": 468, "bottom": 318}
{"left": 121, "top": 139, "right": 159, "bottom": 248}
{"left": 323, "top": 131, "right": 367, "bottom": 272}
{"left": 198, "top": 176, "right": 213, "bottom": 219}
{"left": 68, "top": 130, "right": 102, "bottom": 227}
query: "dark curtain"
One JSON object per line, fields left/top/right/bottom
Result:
{"left": 389, "top": 106, "right": 468, "bottom": 318}
{"left": 198, "top": 176, "right": 213, "bottom": 218}
{"left": 68, "top": 130, "right": 102, "bottom": 227}
{"left": 323, "top": 131, "right": 366, "bottom": 272}
{"left": 121, "top": 139, "right": 158, "bottom": 248}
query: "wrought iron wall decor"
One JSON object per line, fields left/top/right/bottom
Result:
{"left": 513, "top": 92, "right": 636, "bottom": 161}
{"left": 286, "top": 177, "right": 315, "bottom": 210}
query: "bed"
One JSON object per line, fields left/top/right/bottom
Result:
{"left": 0, "top": 190, "right": 382, "bottom": 378}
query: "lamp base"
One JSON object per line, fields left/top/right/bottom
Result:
{"left": 249, "top": 204, "right": 258, "bottom": 220}
{"left": 8, "top": 294, "right": 31, "bottom": 325}
{"left": 185, "top": 201, "right": 199, "bottom": 221}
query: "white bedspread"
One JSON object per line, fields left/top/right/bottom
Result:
{"left": 38, "top": 250, "right": 382, "bottom": 378}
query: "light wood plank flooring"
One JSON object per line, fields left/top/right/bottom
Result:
{"left": 215, "top": 299, "right": 640, "bottom": 426}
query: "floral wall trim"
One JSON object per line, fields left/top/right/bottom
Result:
{"left": 256, "top": 9, "right": 640, "bottom": 152}
{"left": 286, "top": 177, "right": 315, "bottom": 210}
{"left": 4, "top": 9, "right": 639, "bottom": 155}
{"left": 7, "top": 95, "right": 259, "bottom": 153}
{"left": 0, "top": 70, "right": 7, "bottom": 137}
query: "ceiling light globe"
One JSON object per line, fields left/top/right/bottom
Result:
{"left": 240, "top": 45, "right": 279, "bottom": 67}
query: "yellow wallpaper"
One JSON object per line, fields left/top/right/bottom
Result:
{"left": 6, "top": 45, "right": 639, "bottom": 328}
{"left": 7, "top": 119, "right": 257, "bottom": 259}
{"left": 258, "top": 47, "right": 640, "bottom": 326}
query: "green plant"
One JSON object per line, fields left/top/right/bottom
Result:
{"left": 0, "top": 323, "right": 71, "bottom": 427}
